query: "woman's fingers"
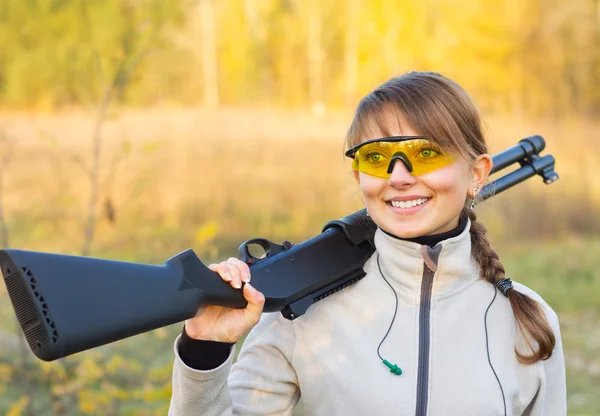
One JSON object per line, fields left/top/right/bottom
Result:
{"left": 243, "top": 283, "right": 265, "bottom": 325}
{"left": 227, "top": 257, "right": 251, "bottom": 283}
{"left": 208, "top": 259, "right": 251, "bottom": 289}
{"left": 223, "top": 260, "right": 242, "bottom": 288}
{"left": 208, "top": 262, "right": 236, "bottom": 288}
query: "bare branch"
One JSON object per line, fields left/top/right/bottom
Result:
{"left": 81, "top": 83, "right": 114, "bottom": 257}
{"left": 81, "top": 4, "right": 183, "bottom": 256}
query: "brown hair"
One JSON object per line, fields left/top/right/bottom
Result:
{"left": 346, "top": 71, "right": 555, "bottom": 363}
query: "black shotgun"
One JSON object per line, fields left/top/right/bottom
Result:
{"left": 0, "top": 136, "right": 558, "bottom": 362}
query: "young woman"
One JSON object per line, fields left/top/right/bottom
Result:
{"left": 169, "top": 71, "right": 566, "bottom": 416}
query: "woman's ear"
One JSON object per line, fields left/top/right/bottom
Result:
{"left": 471, "top": 154, "right": 493, "bottom": 190}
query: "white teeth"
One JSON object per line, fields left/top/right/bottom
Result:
{"left": 390, "top": 198, "right": 429, "bottom": 208}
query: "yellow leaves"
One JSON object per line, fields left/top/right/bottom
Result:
{"left": 76, "top": 358, "right": 104, "bottom": 382}
{"left": 142, "top": 382, "right": 173, "bottom": 403}
{"left": 2, "top": 0, "right": 598, "bottom": 116}
{"left": 147, "top": 363, "right": 173, "bottom": 382}
{"left": 7, "top": 396, "right": 29, "bottom": 416}
{"left": 0, "top": 363, "right": 14, "bottom": 382}
{"left": 38, "top": 360, "right": 68, "bottom": 383}
{"left": 50, "top": 380, "right": 81, "bottom": 397}
{"left": 105, "top": 354, "right": 126, "bottom": 375}
{"left": 100, "top": 381, "right": 130, "bottom": 400}
{"left": 195, "top": 221, "right": 219, "bottom": 259}
{"left": 141, "top": 141, "right": 161, "bottom": 154}
{"left": 195, "top": 221, "right": 218, "bottom": 246}
{"left": 128, "top": 359, "right": 144, "bottom": 374}
{"left": 129, "top": 379, "right": 172, "bottom": 406}
{"left": 39, "top": 361, "right": 54, "bottom": 376}
{"left": 78, "top": 389, "right": 111, "bottom": 414}
{"left": 78, "top": 381, "right": 131, "bottom": 414}
{"left": 105, "top": 354, "right": 144, "bottom": 376}
{"left": 0, "top": 364, "right": 16, "bottom": 411}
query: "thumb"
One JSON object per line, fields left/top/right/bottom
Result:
{"left": 243, "top": 283, "right": 265, "bottom": 322}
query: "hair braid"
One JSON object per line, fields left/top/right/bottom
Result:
{"left": 466, "top": 208, "right": 556, "bottom": 363}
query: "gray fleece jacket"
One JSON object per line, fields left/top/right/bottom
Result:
{"left": 168, "top": 221, "right": 567, "bottom": 415}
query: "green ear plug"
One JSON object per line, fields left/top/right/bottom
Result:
{"left": 383, "top": 359, "right": 402, "bottom": 375}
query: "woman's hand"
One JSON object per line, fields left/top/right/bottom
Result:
{"left": 184, "top": 257, "right": 266, "bottom": 343}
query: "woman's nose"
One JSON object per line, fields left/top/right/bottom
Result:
{"left": 388, "top": 159, "right": 417, "bottom": 188}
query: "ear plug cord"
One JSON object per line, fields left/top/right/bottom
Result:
{"left": 375, "top": 251, "right": 507, "bottom": 414}
{"left": 485, "top": 286, "right": 507, "bottom": 416}
{"left": 376, "top": 254, "right": 402, "bottom": 375}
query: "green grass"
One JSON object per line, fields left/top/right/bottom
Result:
{"left": 559, "top": 312, "right": 600, "bottom": 415}
{"left": 499, "top": 238, "right": 600, "bottom": 415}
{"left": 499, "top": 237, "right": 600, "bottom": 315}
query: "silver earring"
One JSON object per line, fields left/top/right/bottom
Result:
{"left": 470, "top": 184, "right": 481, "bottom": 210}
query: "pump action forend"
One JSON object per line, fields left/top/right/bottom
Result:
{"left": 0, "top": 136, "right": 558, "bottom": 362}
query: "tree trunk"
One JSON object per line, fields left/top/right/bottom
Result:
{"left": 200, "top": 0, "right": 219, "bottom": 108}
{"left": 307, "top": 0, "right": 324, "bottom": 114}
{"left": 244, "top": 0, "right": 259, "bottom": 38}
{"left": 382, "top": 1, "right": 401, "bottom": 78}
{"left": 344, "top": 0, "right": 359, "bottom": 108}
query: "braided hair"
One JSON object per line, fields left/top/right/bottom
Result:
{"left": 466, "top": 208, "right": 555, "bottom": 362}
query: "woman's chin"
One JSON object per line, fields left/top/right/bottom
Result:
{"left": 370, "top": 208, "right": 440, "bottom": 238}
{"left": 381, "top": 222, "right": 428, "bottom": 239}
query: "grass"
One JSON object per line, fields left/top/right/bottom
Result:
{"left": 497, "top": 238, "right": 600, "bottom": 415}
{"left": 499, "top": 238, "right": 600, "bottom": 315}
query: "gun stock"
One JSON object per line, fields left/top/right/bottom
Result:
{"left": 0, "top": 210, "right": 375, "bottom": 361}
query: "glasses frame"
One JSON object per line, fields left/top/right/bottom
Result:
{"left": 344, "top": 136, "right": 432, "bottom": 159}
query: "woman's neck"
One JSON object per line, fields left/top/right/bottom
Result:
{"left": 381, "top": 212, "right": 468, "bottom": 247}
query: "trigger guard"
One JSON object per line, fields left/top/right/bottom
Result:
{"left": 238, "top": 238, "right": 273, "bottom": 265}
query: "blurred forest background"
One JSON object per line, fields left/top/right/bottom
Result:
{"left": 0, "top": 0, "right": 599, "bottom": 414}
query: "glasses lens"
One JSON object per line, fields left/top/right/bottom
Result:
{"left": 351, "top": 139, "right": 454, "bottom": 178}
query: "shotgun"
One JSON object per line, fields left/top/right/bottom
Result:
{"left": 0, "top": 135, "right": 558, "bottom": 361}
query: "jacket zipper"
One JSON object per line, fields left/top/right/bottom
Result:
{"left": 415, "top": 246, "right": 441, "bottom": 416}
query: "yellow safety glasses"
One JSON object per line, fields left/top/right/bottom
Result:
{"left": 345, "top": 136, "right": 456, "bottom": 178}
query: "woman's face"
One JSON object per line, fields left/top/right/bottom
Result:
{"left": 353, "top": 109, "right": 492, "bottom": 238}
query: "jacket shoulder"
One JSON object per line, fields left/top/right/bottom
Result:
{"left": 511, "top": 281, "right": 560, "bottom": 331}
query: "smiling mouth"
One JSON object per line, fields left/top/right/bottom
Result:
{"left": 386, "top": 198, "right": 430, "bottom": 209}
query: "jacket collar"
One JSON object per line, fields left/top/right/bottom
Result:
{"left": 373, "top": 218, "right": 480, "bottom": 298}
